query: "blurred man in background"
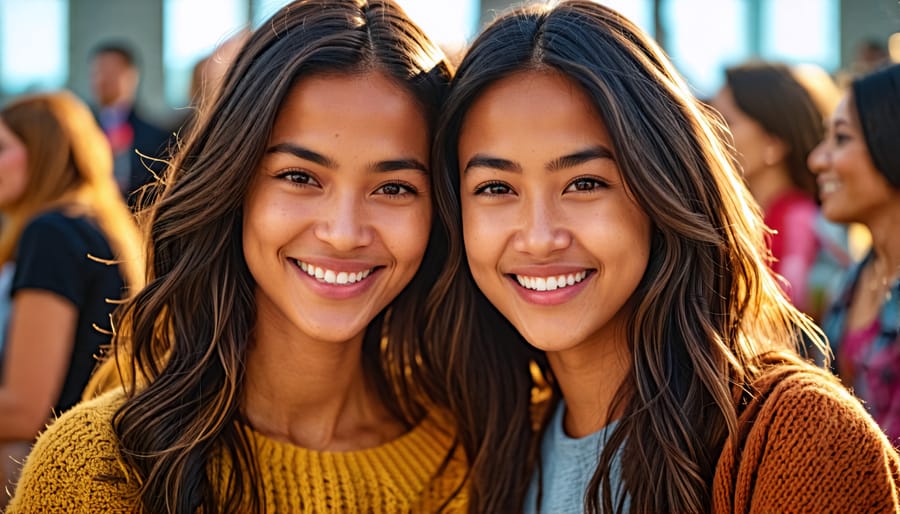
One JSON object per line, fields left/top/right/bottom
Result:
{"left": 90, "top": 42, "right": 170, "bottom": 206}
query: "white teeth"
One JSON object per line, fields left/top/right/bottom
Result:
{"left": 515, "top": 271, "right": 588, "bottom": 291}
{"left": 821, "top": 181, "right": 840, "bottom": 194}
{"left": 295, "top": 260, "right": 374, "bottom": 286}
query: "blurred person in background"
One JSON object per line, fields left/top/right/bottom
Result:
{"left": 189, "top": 30, "right": 249, "bottom": 112}
{"left": 0, "top": 91, "right": 143, "bottom": 505}
{"left": 179, "top": 30, "right": 250, "bottom": 140}
{"left": 89, "top": 42, "right": 170, "bottom": 206}
{"left": 810, "top": 63, "right": 900, "bottom": 444}
{"left": 712, "top": 62, "right": 849, "bottom": 321}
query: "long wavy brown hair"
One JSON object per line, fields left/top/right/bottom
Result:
{"left": 0, "top": 91, "right": 143, "bottom": 289}
{"left": 425, "top": 2, "right": 826, "bottom": 513}
{"left": 107, "top": 1, "right": 452, "bottom": 512}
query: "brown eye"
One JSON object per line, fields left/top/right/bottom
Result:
{"left": 375, "top": 182, "right": 417, "bottom": 197}
{"left": 565, "top": 177, "right": 608, "bottom": 193}
{"left": 278, "top": 170, "right": 319, "bottom": 187}
{"left": 474, "top": 182, "right": 513, "bottom": 195}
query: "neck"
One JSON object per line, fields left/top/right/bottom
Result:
{"left": 747, "top": 164, "right": 795, "bottom": 212}
{"left": 867, "top": 202, "right": 900, "bottom": 288}
{"left": 242, "top": 323, "right": 402, "bottom": 451}
{"left": 547, "top": 335, "right": 630, "bottom": 438}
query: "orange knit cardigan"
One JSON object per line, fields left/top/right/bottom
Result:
{"left": 712, "top": 360, "right": 900, "bottom": 513}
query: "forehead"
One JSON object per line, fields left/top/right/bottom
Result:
{"left": 459, "top": 70, "right": 612, "bottom": 159}
{"left": 831, "top": 95, "right": 858, "bottom": 127}
{"left": 269, "top": 71, "right": 430, "bottom": 155}
{"left": 92, "top": 51, "right": 131, "bottom": 70}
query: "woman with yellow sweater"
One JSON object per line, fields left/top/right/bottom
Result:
{"left": 6, "top": 1, "right": 462, "bottom": 512}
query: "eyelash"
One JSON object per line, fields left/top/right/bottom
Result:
{"left": 834, "top": 133, "right": 851, "bottom": 145}
{"left": 275, "top": 170, "right": 418, "bottom": 197}
{"left": 276, "top": 169, "right": 319, "bottom": 187}
{"left": 472, "top": 176, "right": 610, "bottom": 196}
{"left": 374, "top": 181, "right": 419, "bottom": 198}
{"left": 565, "top": 176, "right": 609, "bottom": 192}
{"left": 473, "top": 181, "right": 514, "bottom": 196}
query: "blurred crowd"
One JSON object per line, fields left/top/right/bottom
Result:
{"left": 0, "top": 7, "right": 898, "bottom": 509}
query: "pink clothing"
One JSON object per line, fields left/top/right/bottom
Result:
{"left": 839, "top": 317, "right": 900, "bottom": 443}
{"left": 764, "top": 190, "right": 818, "bottom": 312}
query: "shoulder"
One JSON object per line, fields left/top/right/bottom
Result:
{"left": 6, "top": 391, "right": 137, "bottom": 512}
{"left": 19, "top": 210, "right": 102, "bottom": 249}
{"left": 128, "top": 110, "right": 170, "bottom": 142}
{"left": 748, "top": 361, "right": 889, "bottom": 451}
{"left": 411, "top": 412, "right": 469, "bottom": 513}
{"left": 718, "top": 361, "right": 900, "bottom": 512}
{"left": 413, "top": 412, "right": 465, "bottom": 469}
{"left": 20, "top": 211, "right": 75, "bottom": 239}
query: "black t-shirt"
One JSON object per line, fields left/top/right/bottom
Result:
{"left": 11, "top": 210, "right": 126, "bottom": 414}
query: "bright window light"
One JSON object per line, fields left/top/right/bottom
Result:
{"left": 595, "top": 0, "right": 653, "bottom": 36}
{"left": 663, "top": 0, "right": 750, "bottom": 98}
{"left": 0, "top": 0, "right": 68, "bottom": 95}
{"left": 163, "top": 0, "right": 247, "bottom": 106}
{"left": 761, "top": 0, "right": 839, "bottom": 70}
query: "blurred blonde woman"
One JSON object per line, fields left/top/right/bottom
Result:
{"left": 0, "top": 91, "right": 142, "bottom": 500}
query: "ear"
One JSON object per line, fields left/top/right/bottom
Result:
{"left": 763, "top": 136, "right": 788, "bottom": 166}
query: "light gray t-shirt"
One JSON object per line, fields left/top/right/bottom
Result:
{"left": 524, "top": 401, "right": 627, "bottom": 514}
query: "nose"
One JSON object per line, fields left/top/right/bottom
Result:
{"left": 512, "top": 196, "right": 572, "bottom": 257}
{"left": 313, "top": 192, "right": 373, "bottom": 251}
{"left": 807, "top": 140, "right": 828, "bottom": 175}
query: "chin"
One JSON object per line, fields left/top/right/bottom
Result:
{"left": 516, "top": 328, "right": 583, "bottom": 353}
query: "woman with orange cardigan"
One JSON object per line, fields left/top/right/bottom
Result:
{"left": 425, "top": 2, "right": 900, "bottom": 512}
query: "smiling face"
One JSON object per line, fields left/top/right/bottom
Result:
{"left": 90, "top": 51, "right": 138, "bottom": 108}
{"left": 458, "top": 70, "right": 652, "bottom": 357}
{"left": 0, "top": 119, "right": 28, "bottom": 210}
{"left": 243, "top": 71, "right": 432, "bottom": 346}
{"left": 808, "top": 94, "right": 898, "bottom": 225}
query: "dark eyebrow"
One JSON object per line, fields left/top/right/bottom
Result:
{"left": 463, "top": 155, "right": 523, "bottom": 174}
{"left": 265, "top": 143, "right": 426, "bottom": 174}
{"left": 547, "top": 146, "right": 614, "bottom": 171}
{"left": 373, "top": 159, "right": 428, "bottom": 174}
{"left": 266, "top": 143, "right": 337, "bottom": 169}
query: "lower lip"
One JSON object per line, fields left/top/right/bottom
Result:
{"left": 292, "top": 261, "right": 380, "bottom": 300}
{"left": 508, "top": 273, "right": 592, "bottom": 306}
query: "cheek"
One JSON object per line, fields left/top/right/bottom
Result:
{"left": 242, "top": 188, "right": 315, "bottom": 255}
{"left": 380, "top": 202, "right": 432, "bottom": 267}
{"left": 6, "top": 150, "right": 28, "bottom": 189}
{"left": 460, "top": 198, "right": 499, "bottom": 270}
{"left": 586, "top": 207, "right": 652, "bottom": 273}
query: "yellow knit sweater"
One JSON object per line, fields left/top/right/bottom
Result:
{"left": 6, "top": 391, "right": 468, "bottom": 513}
